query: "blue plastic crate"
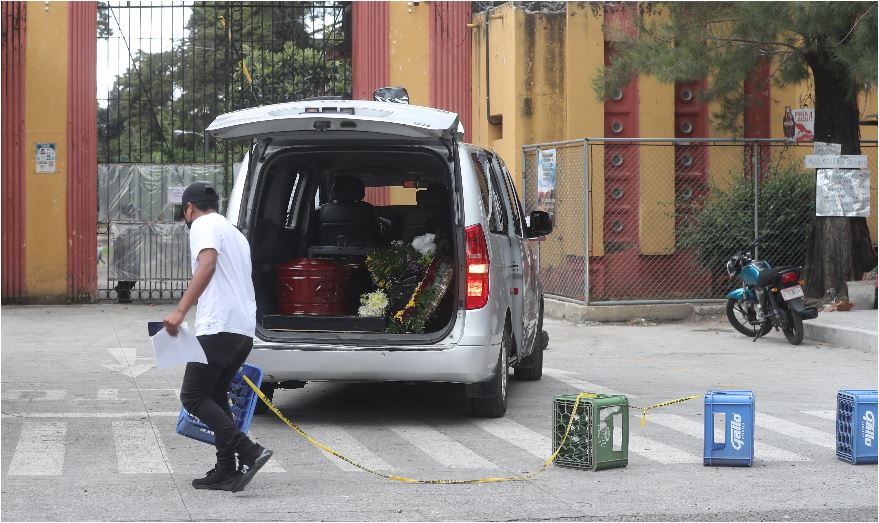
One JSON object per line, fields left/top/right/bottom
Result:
{"left": 704, "top": 390, "right": 754, "bottom": 466}
{"left": 837, "top": 389, "right": 878, "bottom": 465}
{"left": 176, "top": 363, "right": 264, "bottom": 445}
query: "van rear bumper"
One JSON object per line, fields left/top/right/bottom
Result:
{"left": 246, "top": 343, "right": 500, "bottom": 384}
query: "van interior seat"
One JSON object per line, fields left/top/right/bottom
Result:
{"left": 317, "top": 175, "right": 381, "bottom": 248}
{"left": 402, "top": 183, "right": 449, "bottom": 242}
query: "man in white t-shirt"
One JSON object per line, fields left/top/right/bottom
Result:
{"left": 163, "top": 182, "right": 272, "bottom": 492}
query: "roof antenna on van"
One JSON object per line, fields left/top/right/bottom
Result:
{"left": 373, "top": 86, "right": 409, "bottom": 104}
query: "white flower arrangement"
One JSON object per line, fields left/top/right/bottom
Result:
{"left": 411, "top": 233, "right": 436, "bottom": 256}
{"left": 358, "top": 290, "right": 389, "bottom": 317}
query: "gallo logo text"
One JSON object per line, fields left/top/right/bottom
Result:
{"left": 731, "top": 413, "right": 745, "bottom": 450}
{"left": 864, "top": 411, "right": 875, "bottom": 448}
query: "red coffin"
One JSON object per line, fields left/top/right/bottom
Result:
{"left": 275, "top": 258, "right": 351, "bottom": 316}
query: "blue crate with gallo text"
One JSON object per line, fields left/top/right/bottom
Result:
{"left": 837, "top": 390, "right": 877, "bottom": 464}
{"left": 176, "top": 363, "right": 263, "bottom": 445}
{"left": 704, "top": 390, "right": 754, "bottom": 466}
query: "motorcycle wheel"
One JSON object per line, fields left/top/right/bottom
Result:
{"left": 782, "top": 308, "right": 804, "bottom": 345}
{"left": 726, "top": 298, "right": 772, "bottom": 338}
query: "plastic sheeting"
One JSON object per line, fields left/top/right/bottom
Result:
{"left": 109, "top": 222, "right": 191, "bottom": 282}
{"left": 98, "top": 163, "right": 226, "bottom": 223}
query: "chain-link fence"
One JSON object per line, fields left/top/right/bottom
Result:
{"left": 523, "top": 138, "right": 878, "bottom": 304}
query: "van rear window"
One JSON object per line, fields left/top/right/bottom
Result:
{"left": 470, "top": 153, "right": 491, "bottom": 216}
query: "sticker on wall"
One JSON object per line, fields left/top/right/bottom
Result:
{"left": 35, "top": 143, "right": 56, "bottom": 173}
{"left": 167, "top": 186, "right": 186, "bottom": 205}
{"left": 783, "top": 107, "right": 815, "bottom": 144}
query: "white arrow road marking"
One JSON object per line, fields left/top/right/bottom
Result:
{"left": 102, "top": 347, "right": 155, "bottom": 378}
{"left": 647, "top": 413, "right": 809, "bottom": 462}
{"left": 8, "top": 421, "right": 68, "bottom": 475}
{"left": 112, "top": 420, "right": 172, "bottom": 473}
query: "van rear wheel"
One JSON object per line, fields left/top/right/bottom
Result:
{"left": 468, "top": 326, "right": 510, "bottom": 418}
{"left": 254, "top": 383, "right": 275, "bottom": 415}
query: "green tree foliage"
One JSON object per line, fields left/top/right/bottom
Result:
{"left": 679, "top": 167, "right": 815, "bottom": 275}
{"left": 594, "top": 2, "right": 877, "bottom": 297}
{"left": 99, "top": 3, "right": 351, "bottom": 164}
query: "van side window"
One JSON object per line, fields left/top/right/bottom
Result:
{"left": 485, "top": 158, "right": 509, "bottom": 234}
{"left": 497, "top": 159, "right": 525, "bottom": 237}
{"left": 470, "top": 152, "right": 491, "bottom": 218}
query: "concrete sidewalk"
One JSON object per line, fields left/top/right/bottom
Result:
{"left": 545, "top": 298, "right": 877, "bottom": 352}
{"left": 803, "top": 309, "right": 878, "bottom": 353}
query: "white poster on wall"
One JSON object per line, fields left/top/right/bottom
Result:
{"left": 536, "top": 148, "right": 557, "bottom": 222}
{"left": 815, "top": 168, "right": 871, "bottom": 217}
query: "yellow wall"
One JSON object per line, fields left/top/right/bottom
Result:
{"left": 638, "top": 75, "right": 675, "bottom": 255}
{"left": 25, "top": 2, "right": 69, "bottom": 298}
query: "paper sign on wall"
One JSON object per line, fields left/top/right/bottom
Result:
{"left": 536, "top": 149, "right": 557, "bottom": 222}
{"left": 783, "top": 107, "right": 814, "bottom": 144}
{"left": 815, "top": 168, "right": 871, "bottom": 217}
{"left": 35, "top": 143, "right": 56, "bottom": 173}
{"left": 167, "top": 186, "right": 186, "bottom": 205}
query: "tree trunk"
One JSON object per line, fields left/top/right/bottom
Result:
{"left": 803, "top": 45, "right": 877, "bottom": 299}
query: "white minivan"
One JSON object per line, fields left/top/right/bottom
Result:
{"left": 208, "top": 97, "right": 551, "bottom": 417}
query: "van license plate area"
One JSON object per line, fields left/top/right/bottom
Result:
{"left": 780, "top": 286, "right": 804, "bottom": 301}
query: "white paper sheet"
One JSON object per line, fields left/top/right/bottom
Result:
{"left": 149, "top": 323, "right": 208, "bottom": 369}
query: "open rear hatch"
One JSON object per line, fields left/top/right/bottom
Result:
{"left": 207, "top": 99, "right": 461, "bottom": 145}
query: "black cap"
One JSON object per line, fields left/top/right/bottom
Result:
{"left": 177, "top": 182, "right": 219, "bottom": 220}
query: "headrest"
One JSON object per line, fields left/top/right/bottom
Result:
{"left": 416, "top": 183, "right": 448, "bottom": 207}
{"left": 331, "top": 175, "right": 365, "bottom": 202}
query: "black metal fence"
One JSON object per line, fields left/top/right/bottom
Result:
{"left": 97, "top": 1, "right": 351, "bottom": 301}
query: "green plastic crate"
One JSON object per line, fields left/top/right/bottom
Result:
{"left": 552, "top": 394, "right": 629, "bottom": 470}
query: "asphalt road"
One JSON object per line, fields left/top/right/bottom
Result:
{"left": 1, "top": 305, "right": 876, "bottom": 521}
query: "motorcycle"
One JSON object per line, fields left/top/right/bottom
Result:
{"left": 724, "top": 238, "right": 819, "bottom": 345}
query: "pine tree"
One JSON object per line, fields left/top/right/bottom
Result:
{"left": 594, "top": 1, "right": 877, "bottom": 297}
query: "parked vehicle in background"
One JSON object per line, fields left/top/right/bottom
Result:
{"left": 208, "top": 93, "right": 552, "bottom": 417}
{"left": 725, "top": 237, "right": 818, "bottom": 345}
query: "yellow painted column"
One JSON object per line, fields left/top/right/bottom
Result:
{"left": 564, "top": 3, "right": 605, "bottom": 257}
{"left": 25, "top": 2, "right": 69, "bottom": 298}
{"left": 387, "top": 1, "right": 430, "bottom": 205}
{"left": 638, "top": 75, "right": 675, "bottom": 254}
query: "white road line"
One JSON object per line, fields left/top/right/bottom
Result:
{"left": 97, "top": 389, "right": 119, "bottom": 401}
{"left": 3, "top": 390, "right": 67, "bottom": 401}
{"left": 755, "top": 412, "right": 835, "bottom": 450}
{"left": 647, "top": 413, "right": 809, "bottom": 462}
{"left": 391, "top": 422, "right": 498, "bottom": 469}
{"left": 543, "top": 368, "right": 633, "bottom": 397}
{"left": 112, "top": 420, "right": 173, "bottom": 473}
{"left": 2, "top": 411, "right": 180, "bottom": 418}
{"left": 628, "top": 433, "right": 701, "bottom": 464}
{"left": 802, "top": 410, "right": 837, "bottom": 421}
{"left": 299, "top": 425, "right": 394, "bottom": 472}
{"left": 470, "top": 418, "right": 552, "bottom": 461}
{"left": 8, "top": 421, "right": 68, "bottom": 476}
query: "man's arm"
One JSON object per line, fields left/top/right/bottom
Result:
{"left": 163, "top": 248, "right": 218, "bottom": 336}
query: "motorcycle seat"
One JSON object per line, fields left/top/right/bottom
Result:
{"left": 756, "top": 265, "right": 798, "bottom": 287}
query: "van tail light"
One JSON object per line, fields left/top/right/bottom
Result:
{"left": 780, "top": 271, "right": 799, "bottom": 284}
{"left": 465, "top": 224, "right": 490, "bottom": 310}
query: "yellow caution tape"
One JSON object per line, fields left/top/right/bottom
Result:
{"left": 631, "top": 395, "right": 702, "bottom": 428}
{"left": 239, "top": 373, "right": 698, "bottom": 483}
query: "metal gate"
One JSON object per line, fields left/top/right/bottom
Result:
{"left": 97, "top": 1, "right": 351, "bottom": 301}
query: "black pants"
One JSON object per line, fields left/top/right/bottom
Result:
{"left": 180, "top": 332, "right": 256, "bottom": 471}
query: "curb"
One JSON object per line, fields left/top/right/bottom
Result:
{"left": 803, "top": 320, "right": 878, "bottom": 353}
{"left": 544, "top": 298, "right": 723, "bottom": 323}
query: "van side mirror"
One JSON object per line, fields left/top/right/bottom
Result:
{"left": 527, "top": 211, "right": 552, "bottom": 238}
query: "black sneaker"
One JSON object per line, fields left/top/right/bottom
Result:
{"left": 230, "top": 446, "right": 273, "bottom": 493}
{"left": 192, "top": 468, "right": 242, "bottom": 491}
